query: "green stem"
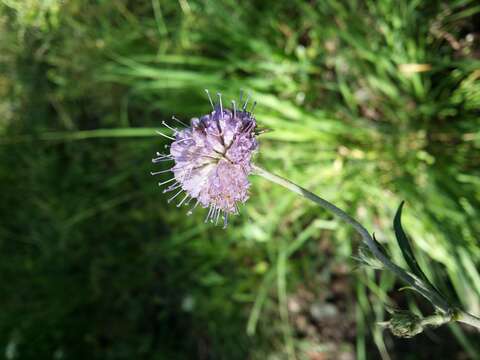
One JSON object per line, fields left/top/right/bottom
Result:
{"left": 420, "top": 310, "right": 480, "bottom": 331}
{"left": 253, "top": 164, "right": 451, "bottom": 312}
{"left": 420, "top": 313, "right": 452, "bottom": 328}
{"left": 456, "top": 310, "right": 480, "bottom": 330}
{"left": 253, "top": 164, "right": 480, "bottom": 332}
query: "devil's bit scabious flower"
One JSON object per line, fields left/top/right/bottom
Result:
{"left": 152, "top": 91, "right": 258, "bottom": 228}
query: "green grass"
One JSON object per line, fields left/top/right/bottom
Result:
{"left": 1, "top": 0, "right": 480, "bottom": 359}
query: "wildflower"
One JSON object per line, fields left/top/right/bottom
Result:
{"left": 152, "top": 91, "right": 258, "bottom": 228}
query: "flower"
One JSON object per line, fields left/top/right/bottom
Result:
{"left": 152, "top": 91, "right": 258, "bottom": 228}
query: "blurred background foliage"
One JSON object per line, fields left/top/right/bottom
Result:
{"left": 1, "top": 0, "right": 480, "bottom": 359}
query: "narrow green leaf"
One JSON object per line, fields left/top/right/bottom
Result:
{"left": 372, "top": 233, "right": 389, "bottom": 257}
{"left": 393, "top": 202, "right": 437, "bottom": 291}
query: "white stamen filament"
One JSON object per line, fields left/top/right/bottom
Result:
{"left": 242, "top": 93, "right": 250, "bottom": 111}
{"left": 175, "top": 137, "right": 193, "bottom": 144}
{"left": 187, "top": 200, "right": 200, "bottom": 216}
{"left": 150, "top": 168, "right": 173, "bottom": 176}
{"left": 217, "top": 93, "right": 223, "bottom": 116}
{"left": 172, "top": 115, "right": 188, "bottom": 127}
{"left": 155, "top": 130, "right": 175, "bottom": 141}
{"left": 215, "top": 209, "right": 222, "bottom": 225}
{"left": 152, "top": 154, "right": 173, "bottom": 163}
{"left": 211, "top": 207, "right": 219, "bottom": 224}
{"left": 177, "top": 194, "right": 190, "bottom": 207}
{"left": 158, "top": 177, "right": 175, "bottom": 186}
{"left": 185, "top": 196, "right": 194, "bottom": 206}
{"left": 204, "top": 205, "right": 214, "bottom": 223}
{"left": 223, "top": 213, "right": 229, "bottom": 229}
{"left": 162, "top": 121, "right": 178, "bottom": 133}
{"left": 163, "top": 182, "right": 181, "bottom": 193}
{"left": 167, "top": 189, "right": 184, "bottom": 203}
{"left": 205, "top": 89, "right": 214, "bottom": 109}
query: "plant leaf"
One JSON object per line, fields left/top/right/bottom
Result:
{"left": 393, "top": 201, "right": 437, "bottom": 290}
{"left": 372, "top": 232, "right": 389, "bottom": 257}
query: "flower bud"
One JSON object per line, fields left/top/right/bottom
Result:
{"left": 382, "top": 310, "right": 424, "bottom": 338}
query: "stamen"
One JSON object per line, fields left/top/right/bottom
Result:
{"left": 215, "top": 209, "right": 222, "bottom": 225}
{"left": 175, "top": 137, "right": 193, "bottom": 144}
{"left": 152, "top": 158, "right": 174, "bottom": 163}
{"left": 172, "top": 115, "right": 188, "bottom": 127}
{"left": 158, "top": 177, "right": 176, "bottom": 186}
{"left": 152, "top": 154, "right": 173, "bottom": 163}
{"left": 211, "top": 206, "right": 217, "bottom": 223}
{"left": 250, "top": 101, "right": 257, "bottom": 114}
{"left": 167, "top": 189, "right": 184, "bottom": 203}
{"left": 242, "top": 92, "right": 251, "bottom": 111}
{"left": 210, "top": 207, "right": 218, "bottom": 224}
{"left": 150, "top": 168, "right": 173, "bottom": 176}
{"left": 217, "top": 93, "right": 223, "bottom": 117}
{"left": 205, "top": 89, "right": 214, "bottom": 110}
{"left": 204, "top": 205, "right": 214, "bottom": 223}
{"left": 162, "top": 121, "right": 178, "bottom": 133}
{"left": 243, "top": 121, "right": 255, "bottom": 133}
{"left": 185, "top": 196, "right": 194, "bottom": 206}
{"left": 187, "top": 200, "right": 200, "bottom": 216}
{"left": 177, "top": 194, "right": 190, "bottom": 207}
{"left": 155, "top": 130, "right": 175, "bottom": 141}
{"left": 232, "top": 100, "right": 236, "bottom": 118}
{"left": 154, "top": 152, "right": 172, "bottom": 158}
{"left": 163, "top": 182, "right": 181, "bottom": 193}
{"left": 223, "top": 213, "right": 229, "bottom": 229}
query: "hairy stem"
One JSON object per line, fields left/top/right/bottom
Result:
{"left": 456, "top": 310, "right": 480, "bottom": 329}
{"left": 253, "top": 165, "right": 451, "bottom": 313}
{"left": 420, "top": 313, "right": 453, "bottom": 328}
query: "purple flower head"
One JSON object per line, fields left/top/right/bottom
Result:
{"left": 152, "top": 91, "right": 258, "bottom": 228}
